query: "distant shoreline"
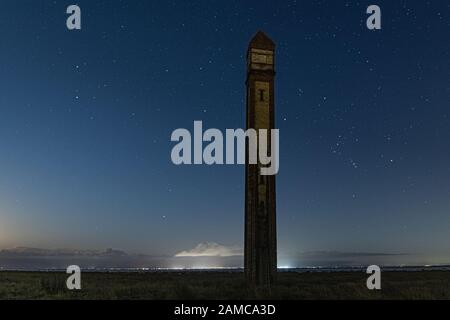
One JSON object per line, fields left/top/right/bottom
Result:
{"left": 2, "top": 265, "right": 450, "bottom": 273}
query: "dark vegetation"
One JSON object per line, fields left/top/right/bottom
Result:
{"left": 1, "top": 271, "right": 450, "bottom": 300}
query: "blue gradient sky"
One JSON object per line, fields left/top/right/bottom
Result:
{"left": 0, "top": 0, "right": 450, "bottom": 266}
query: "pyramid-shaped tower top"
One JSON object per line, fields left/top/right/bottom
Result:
{"left": 248, "top": 31, "right": 275, "bottom": 51}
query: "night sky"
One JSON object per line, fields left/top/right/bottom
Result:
{"left": 1, "top": 0, "right": 450, "bottom": 267}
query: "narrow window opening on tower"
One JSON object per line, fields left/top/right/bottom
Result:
{"left": 259, "top": 89, "right": 265, "bottom": 102}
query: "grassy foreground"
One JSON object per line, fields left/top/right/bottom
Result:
{"left": 1, "top": 271, "right": 450, "bottom": 300}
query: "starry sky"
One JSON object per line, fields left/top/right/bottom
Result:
{"left": 0, "top": 0, "right": 449, "bottom": 267}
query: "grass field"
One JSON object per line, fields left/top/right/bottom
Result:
{"left": 1, "top": 271, "right": 450, "bottom": 300}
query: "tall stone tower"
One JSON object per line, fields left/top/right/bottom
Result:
{"left": 245, "top": 31, "right": 277, "bottom": 287}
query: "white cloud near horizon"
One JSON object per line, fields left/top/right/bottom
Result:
{"left": 175, "top": 242, "right": 243, "bottom": 257}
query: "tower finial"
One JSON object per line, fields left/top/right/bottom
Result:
{"left": 249, "top": 31, "right": 275, "bottom": 50}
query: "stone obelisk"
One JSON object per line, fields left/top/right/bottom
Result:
{"left": 244, "top": 31, "right": 277, "bottom": 288}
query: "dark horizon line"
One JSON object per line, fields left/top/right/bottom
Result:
{"left": 2, "top": 265, "right": 450, "bottom": 273}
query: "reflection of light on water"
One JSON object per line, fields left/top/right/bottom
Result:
{"left": 168, "top": 266, "right": 185, "bottom": 270}
{"left": 278, "top": 266, "right": 292, "bottom": 269}
{"left": 170, "top": 254, "right": 243, "bottom": 270}
{"left": 170, "top": 254, "right": 245, "bottom": 270}
{"left": 192, "top": 266, "right": 211, "bottom": 270}
{"left": 164, "top": 265, "right": 242, "bottom": 271}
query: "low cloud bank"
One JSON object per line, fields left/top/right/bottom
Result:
{"left": 0, "top": 246, "right": 443, "bottom": 270}
{"left": 175, "top": 242, "right": 242, "bottom": 257}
